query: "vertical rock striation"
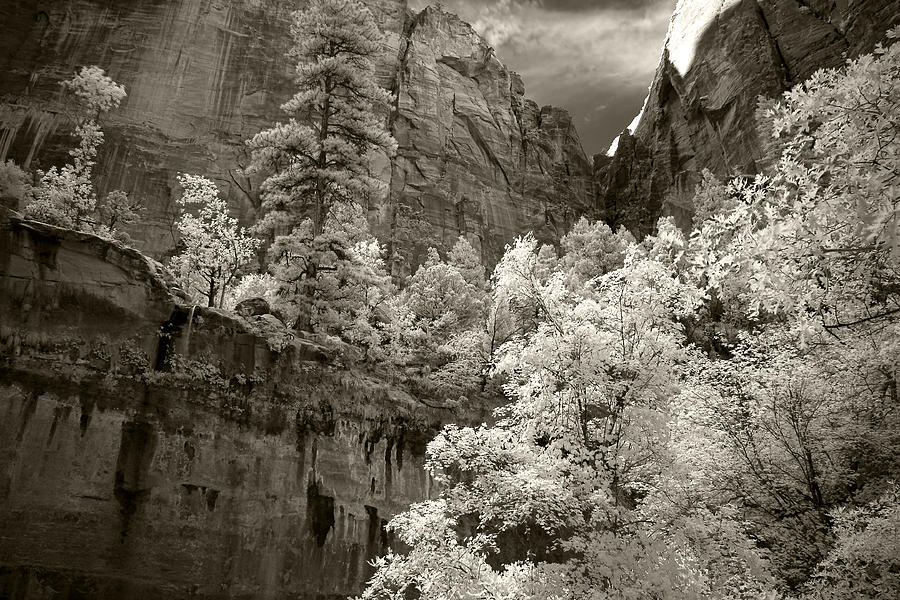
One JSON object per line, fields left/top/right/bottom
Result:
{"left": 0, "top": 208, "right": 484, "bottom": 598}
{"left": 595, "top": 0, "right": 900, "bottom": 236}
{"left": 0, "top": 1, "right": 592, "bottom": 265}
{"left": 383, "top": 7, "right": 593, "bottom": 266}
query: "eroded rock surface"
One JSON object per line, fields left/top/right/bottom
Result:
{"left": 0, "top": 209, "right": 483, "bottom": 599}
{"left": 384, "top": 7, "right": 593, "bottom": 265}
{"left": 595, "top": 0, "right": 900, "bottom": 235}
{"left": 0, "top": 1, "right": 592, "bottom": 266}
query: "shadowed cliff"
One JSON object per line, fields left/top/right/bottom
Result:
{"left": 0, "top": 207, "right": 491, "bottom": 599}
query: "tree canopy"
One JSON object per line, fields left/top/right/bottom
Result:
{"left": 23, "top": 66, "right": 139, "bottom": 239}
{"left": 168, "top": 174, "right": 261, "bottom": 308}
{"left": 248, "top": 0, "right": 397, "bottom": 236}
{"left": 358, "top": 26, "right": 900, "bottom": 600}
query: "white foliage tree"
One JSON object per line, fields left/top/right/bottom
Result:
{"left": 361, "top": 230, "right": 773, "bottom": 600}
{"left": 0, "top": 160, "right": 33, "bottom": 208}
{"left": 447, "top": 236, "right": 487, "bottom": 289}
{"left": 266, "top": 203, "right": 394, "bottom": 355}
{"left": 388, "top": 241, "right": 489, "bottom": 394}
{"left": 678, "top": 26, "right": 900, "bottom": 589}
{"left": 559, "top": 216, "right": 636, "bottom": 290}
{"left": 400, "top": 247, "right": 485, "bottom": 339}
{"left": 25, "top": 66, "right": 134, "bottom": 234}
{"left": 223, "top": 273, "right": 280, "bottom": 311}
{"left": 802, "top": 487, "right": 900, "bottom": 600}
{"left": 362, "top": 23, "right": 900, "bottom": 600}
{"left": 169, "top": 174, "right": 261, "bottom": 308}
{"left": 690, "top": 27, "right": 900, "bottom": 330}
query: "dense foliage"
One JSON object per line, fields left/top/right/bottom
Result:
{"left": 358, "top": 27, "right": 900, "bottom": 600}
{"left": 8, "top": 7, "right": 900, "bottom": 599}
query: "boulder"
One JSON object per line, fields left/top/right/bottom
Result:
{"left": 234, "top": 296, "right": 271, "bottom": 318}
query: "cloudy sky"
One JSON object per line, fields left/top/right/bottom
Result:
{"left": 409, "top": 0, "right": 675, "bottom": 156}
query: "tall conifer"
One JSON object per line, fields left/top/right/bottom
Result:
{"left": 249, "top": 0, "right": 397, "bottom": 236}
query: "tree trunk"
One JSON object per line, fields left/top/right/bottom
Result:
{"left": 314, "top": 78, "right": 333, "bottom": 236}
{"left": 208, "top": 277, "right": 216, "bottom": 308}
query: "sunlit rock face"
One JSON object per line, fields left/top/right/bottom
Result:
{"left": 0, "top": 1, "right": 592, "bottom": 266}
{"left": 0, "top": 208, "right": 483, "bottom": 598}
{"left": 384, "top": 7, "right": 593, "bottom": 266}
{"left": 595, "top": 0, "right": 900, "bottom": 236}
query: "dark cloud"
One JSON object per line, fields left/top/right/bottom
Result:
{"left": 422, "top": 0, "right": 666, "bottom": 13}
{"left": 410, "top": 0, "right": 674, "bottom": 155}
{"left": 542, "top": 0, "right": 665, "bottom": 11}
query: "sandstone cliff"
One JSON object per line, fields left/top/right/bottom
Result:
{"left": 0, "top": 1, "right": 592, "bottom": 265}
{"left": 595, "top": 0, "right": 900, "bottom": 236}
{"left": 0, "top": 207, "right": 488, "bottom": 599}
{"left": 385, "top": 7, "right": 593, "bottom": 264}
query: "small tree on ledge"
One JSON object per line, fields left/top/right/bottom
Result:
{"left": 24, "top": 66, "right": 137, "bottom": 236}
{"left": 168, "top": 174, "right": 261, "bottom": 308}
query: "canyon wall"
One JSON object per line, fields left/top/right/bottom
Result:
{"left": 387, "top": 7, "right": 593, "bottom": 264}
{"left": 0, "top": 207, "right": 484, "bottom": 599}
{"left": 3, "top": 0, "right": 898, "bottom": 261}
{"left": 0, "top": 3, "right": 588, "bottom": 595}
{"left": 4, "top": 1, "right": 900, "bottom": 598}
{"left": 595, "top": 0, "right": 900, "bottom": 236}
{"left": 0, "top": 1, "right": 592, "bottom": 266}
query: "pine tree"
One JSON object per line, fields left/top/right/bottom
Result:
{"left": 248, "top": 0, "right": 397, "bottom": 236}
{"left": 267, "top": 202, "right": 394, "bottom": 351}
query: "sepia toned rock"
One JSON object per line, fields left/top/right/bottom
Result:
{"left": 3, "top": 1, "right": 899, "bottom": 597}
{"left": 381, "top": 7, "right": 593, "bottom": 267}
{"left": 234, "top": 296, "right": 271, "bottom": 319}
{"left": 0, "top": 207, "right": 489, "bottom": 598}
{"left": 595, "top": 0, "right": 900, "bottom": 236}
{"left": 0, "top": 1, "right": 592, "bottom": 267}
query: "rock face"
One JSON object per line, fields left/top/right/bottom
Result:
{"left": 0, "top": 1, "right": 592, "bottom": 266}
{"left": 385, "top": 7, "right": 593, "bottom": 265}
{"left": 595, "top": 0, "right": 900, "bottom": 236}
{"left": 0, "top": 208, "right": 485, "bottom": 599}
